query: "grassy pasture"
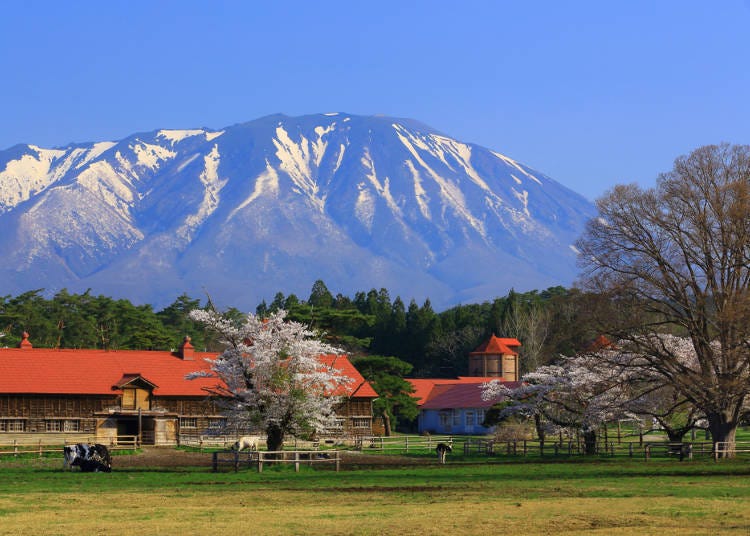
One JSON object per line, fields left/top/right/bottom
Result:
{"left": 0, "top": 456, "right": 749, "bottom": 535}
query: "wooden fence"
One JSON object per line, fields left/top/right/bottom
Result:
{"left": 0, "top": 435, "right": 139, "bottom": 457}
{"left": 462, "top": 437, "right": 750, "bottom": 460}
{"left": 211, "top": 450, "right": 340, "bottom": 473}
{"left": 355, "top": 435, "right": 454, "bottom": 453}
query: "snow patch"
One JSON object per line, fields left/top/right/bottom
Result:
{"left": 493, "top": 151, "right": 543, "bottom": 185}
{"left": 0, "top": 146, "right": 66, "bottom": 211}
{"left": 332, "top": 144, "right": 346, "bottom": 174}
{"left": 273, "top": 125, "right": 325, "bottom": 211}
{"left": 157, "top": 129, "right": 205, "bottom": 144}
{"left": 177, "top": 153, "right": 201, "bottom": 172}
{"left": 394, "top": 125, "right": 485, "bottom": 236}
{"left": 178, "top": 144, "right": 227, "bottom": 242}
{"left": 132, "top": 141, "right": 176, "bottom": 170}
{"left": 205, "top": 130, "right": 224, "bottom": 142}
{"left": 511, "top": 188, "right": 531, "bottom": 217}
{"left": 228, "top": 160, "right": 280, "bottom": 221}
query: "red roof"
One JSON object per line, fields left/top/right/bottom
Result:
{"left": 406, "top": 377, "right": 508, "bottom": 406}
{"left": 419, "top": 379, "right": 522, "bottom": 410}
{"left": 470, "top": 334, "right": 521, "bottom": 356}
{"left": 318, "top": 354, "right": 378, "bottom": 398}
{"left": 0, "top": 348, "right": 377, "bottom": 399}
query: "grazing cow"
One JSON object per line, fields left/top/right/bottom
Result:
{"left": 231, "top": 436, "right": 262, "bottom": 452}
{"left": 436, "top": 443, "right": 452, "bottom": 464}
{"left": 63, "top": 443, "right": 112, "bottom": 472}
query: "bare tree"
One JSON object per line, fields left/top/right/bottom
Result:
{"left": 502, "top": 298, "right": 550, "bottom": 373}
{"left": 576, "top": 143, "right": 750, "bottom": 454}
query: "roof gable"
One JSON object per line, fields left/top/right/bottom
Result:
{"left": 470, "top": 334, "right": 521, "bottom": 356}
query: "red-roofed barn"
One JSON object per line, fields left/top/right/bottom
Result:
{"left": 0, "top": 334, "right": 378, "bottom": 445}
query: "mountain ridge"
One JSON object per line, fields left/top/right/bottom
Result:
{"left": 0, "top": 113, "right": 595, "bottom": 310}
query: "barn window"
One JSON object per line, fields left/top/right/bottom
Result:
{"left": 45, "top": 419, "right": 80, "bottom": 432}
{"left": 180, "top": 417, "right": 197, "bottom": 429}
{"left": 0, "top": 419, "right": 26, "bottom": 432}
{"left": 452, "top": 410, "right": 461, "bottom": 426}
{"left": 352, "top": 417, "right": 370, "bottom": 429}
{"left": 465, "top": 411, "right": 475, "bottom": 426}
{"left": 476, "top": 409, "right": 485, "bottom": 424}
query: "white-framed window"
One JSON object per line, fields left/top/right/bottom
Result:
{"left": 45, "top": 419, "right": 80, "bottom": 432}
{"left": 330, "top": 418, "right": 345, "bottom": 430}
{"left": 0, "top": 419, "right": 26, "bottom": 432}
{"left": 352, "top": 418, "right": 370, "bottom": 429}
{"left": 476, "top": 409, "right": 485, "bottom": 425}
{"left": 179, "top": 417, "right": 197, "bottom": 429}
{"left": 465, "top": 411, "right": 475, "bottom": 427}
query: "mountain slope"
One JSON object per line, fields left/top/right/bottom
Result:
{"left": 0, "top": 113, "right": 595, "bottom": 309}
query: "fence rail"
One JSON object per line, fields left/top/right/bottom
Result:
{"left": 355, "top": 435, "right": 454, "bottom": 453}
{"left": 461, "top": 437, "right": 750, "bottom": 460}
{"left": 0, "top": 435, "right": 139, "bottom": 457}
{"left": 211, "top": 450, "right": 340, "bottom": 473}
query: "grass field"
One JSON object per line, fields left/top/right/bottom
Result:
{"left": 1, "top": 455, "right": 749, "bottom": 535}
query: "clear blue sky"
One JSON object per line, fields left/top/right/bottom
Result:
{"left": 1, "top": 0, "right": 748, "bottom": 200}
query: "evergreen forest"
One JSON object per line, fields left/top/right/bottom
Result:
{"left": 0, "top": 281, "right": 604, "bottom": 378}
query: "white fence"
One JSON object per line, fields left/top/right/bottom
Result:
{"left": 355, "top": 435, "right": 455, "bottom": 453}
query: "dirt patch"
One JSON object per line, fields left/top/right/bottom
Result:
{"left": 112, "top": 448, "right": 436, "bottom": 469}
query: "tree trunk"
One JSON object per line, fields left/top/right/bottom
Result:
{"left": 266, "top": 423, "right": 285, "bottom": 453}
{"left": 706, "top": 413, "right": 738, "bottom": 458}
{"left": 665, "top": 429, "right": 686, "bottom": 443}
{"left": 382, "top": 412, "right": 392, "bottom": 437}
{"left": 582, "top": 430, "right": 597, "bottom": 455}
{"left": 534, "top": 414, "right": 545, "bottom": 451}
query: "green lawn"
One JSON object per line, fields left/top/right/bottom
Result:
{"left": 1, "top": 455, "right": 749, "bottom": 535}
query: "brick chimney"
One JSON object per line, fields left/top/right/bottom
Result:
{"left": 179, "top": 336, "right": 194, "bottom": 360}
{"left": 18, "top": 332, "right": 32, "bottom": 349}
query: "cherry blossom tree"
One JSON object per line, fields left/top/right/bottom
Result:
{"left": 577, "top": 143, "right": 750, "bottom": 452}
{"left": 483, "top": 353, "right": 633, "bottom": 454}
{"left": 188, "top": 309, "right": 351, "bottom": 451}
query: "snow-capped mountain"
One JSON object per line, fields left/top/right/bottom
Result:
{"left": 0, "top": 113, "right": 595, "bottom": 310}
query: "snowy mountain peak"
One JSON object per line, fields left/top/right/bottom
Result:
{"left": 0, "top": 113, "right": 595, "bottom": 309}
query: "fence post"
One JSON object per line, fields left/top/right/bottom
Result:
{"left": 644, "top": 444, "right": 650, "bottom": 461}
{"left": 258, "top": 452, "right": 264, "bottom": 473}
{"left": 523, "top": 440, "right": 527, "bottom": 456}
{"left": 335, "top": 451, "right": 340, "bottom": 472}
{"left": 294, "top": 451, "right": 300, "bottom": 473}
{"left": 212, "top": 452, "right": 218, "bottom": 472}
{"left": 628, "top": 443, "right": 633, "bottom": 458}
{"left": 38, "top": 439, "right": 43, "bottom": 458}
{"left": 405, "top": 436, "right": 409, "bottom": 453}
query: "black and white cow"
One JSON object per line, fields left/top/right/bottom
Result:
{"left": 435, "top": 443, "right": 452, "bottom": 464}
{"left": 63, "top": 443, "right": 112, "bottom": 472}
